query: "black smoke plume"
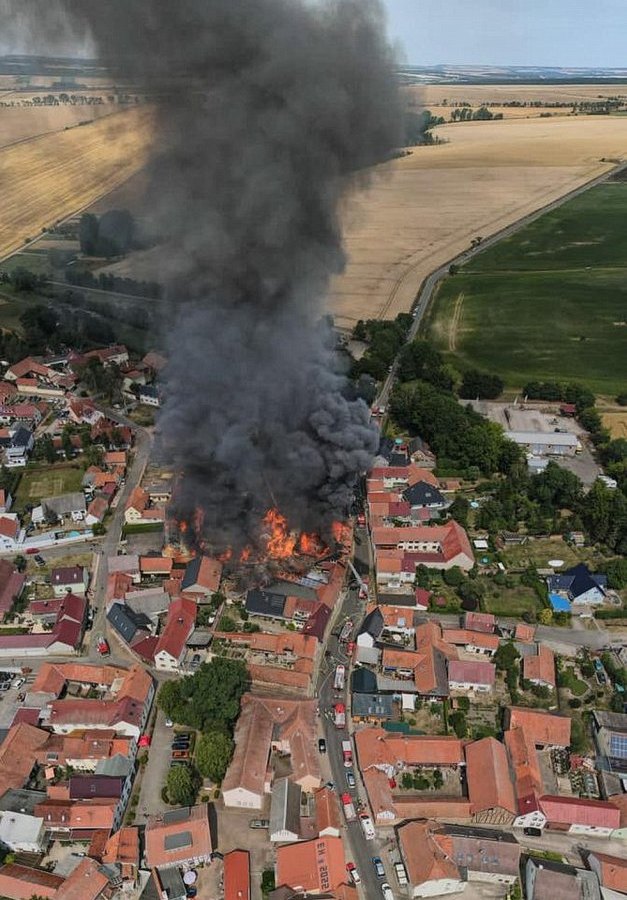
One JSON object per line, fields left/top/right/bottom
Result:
{"left": 11, "top": 0, "right": 402, "bottom": 555}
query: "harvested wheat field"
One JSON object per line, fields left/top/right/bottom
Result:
{"left": 0, "top": 104, "right": 114, "bottom": 150}
{"left": 329, "top": 114, "right": 627, "bottom": 329}
{"left": 602, "top": 412, "right": 627, "bottom": 439}
{"left": 0, "top": 107, "right": 153, "bottom": 262}
{"left": 412, "top": 83, "right": 627, "bottom": 107}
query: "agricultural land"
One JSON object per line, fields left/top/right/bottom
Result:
{"left": 424, "top": 181, "right": 627, "bottom": 395}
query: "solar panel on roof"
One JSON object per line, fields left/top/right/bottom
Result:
{"left": 164, "top": 830, "right": 193, "bottom": 851}
{"left": 609, "top": 733, "right": 627, "bottom": 758}
{"left": 163, "top": 807, "right": 190, "bottom": 824}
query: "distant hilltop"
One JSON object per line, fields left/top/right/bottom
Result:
{"left": 398, "top": 65, "right": 627, "bottom": 85}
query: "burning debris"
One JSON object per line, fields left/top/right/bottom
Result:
{"left": 17, "top": 0, "right": 401, "bottom": 562}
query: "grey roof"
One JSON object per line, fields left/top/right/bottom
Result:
{"left": 525, "top": 857, "right": 601, "bottom": 900}
{"left": 355, "top": 646, "right": 381, "bottom": 666}
{"left": 377, "top": 673, "right": 417, "bottom": 693}
{"left": 107, "top": 602, "right": 151, "bottom": 644}
{"left": 156, "top": 866, "right": 186, "bottom": 900}
{"left": 245, "top": 588, "right": 286, "bottom": 618}
{"left": 107, "top": 554, "right": 140, "bottom": 574}
{"left": 505, "top": 431, "right": 579, "bottom": 447}
{"left": 403, "top": 481, "right": 447, "bottom": 508}
{"left": 163, "top": 830, "right": 193, "bottom": 851}
{"left": 181, "top": 556, "right": 202, "bottom": 591}
{"left": 125, "top": 588, "right": 170, "bottom": 619}
{"left": 0, "top": 788, "right": 46, "bottom": 816}
{"left": 96, "top": 754, "right": 133, "bottom": 777}
{"left": 351, "top": 693, "right": 394, "bottom": 719}
{"left": 139, "top": 871, "right": 162, "bottom": 900}
{"left": 42, "top": 492, "right": 86, "bottom": 517}
{"left": 269, "top": 777, "right": 301, "bottom": 839}
{"left": 351, "top": 667, "right": 378, "bottom": 694}
{"left": 359, "top": 607, "right": 383, "bottom": 640}
{"left": 592, "top": 710, "right": 627, "bottom": 732}
{"left": 186, "top": 629, "right": 212, "bottom": 647}
{"left": 267, "top": 581, "right": 318, "bottom": 601}
{"left": 163, "top": 807, "right": 191, "bottom": 825}
{"left": 10, "top": 426, "right": 32, "bottom": 448}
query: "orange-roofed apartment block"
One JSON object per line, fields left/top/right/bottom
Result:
{"left": 145, "top": 805, "right": 212, "bottom": 869}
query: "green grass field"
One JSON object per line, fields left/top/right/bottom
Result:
{"left": 425, "top": 182, "right": 627, "bottom": 395}
{"left": 482, "top": 586, "right": 541, "bottom": 617}
{"left": 14, "top": 464, "right": 85, "bottom": 512}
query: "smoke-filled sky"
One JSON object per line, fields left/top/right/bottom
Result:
{"left": 8, "top": 1, "right": 401, "bottom": 555}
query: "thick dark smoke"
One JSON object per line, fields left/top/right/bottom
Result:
{"left": 13, "top": 1, "right": 402, "bottom": 554}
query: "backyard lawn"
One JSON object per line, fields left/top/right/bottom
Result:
{"left": 14, "top": 463, "right": 86, "bottom": 512}
{"left": 482, "top": 586, "right": 541, "bottom": 617}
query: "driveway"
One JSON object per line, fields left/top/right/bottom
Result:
{"left": 135, "top": 707, "right": 172, "bottom": 823}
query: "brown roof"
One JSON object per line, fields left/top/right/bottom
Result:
{"left": 508, "top": 707, "right": 571, "bottom": 746}
{"left": 465, "top": 737, "right": 517, "bottom": 815}
{"left": 315, "top": 787, "right": 341, "bottom": 835}
{"left": 505, "top": 726, "right": 543, "bottom": 815}
{"left": 398, "top": 820, "right": 460, "bottom": 887}
{"left": 103, "top": 826, "right": 140, "bottom": 868}
{"left": 523, "top": 645, "right": 556, "bottom": 688}
{"left": 539, "top": 795, "right": 620, "bottom": 829}
{"left": 0, "top": 863, "right": 63, "bottom": 899}
{"left": 155, "top": 596, "right": 196, "bottom": 662}
{"left": 223, "top": 695, "right": 320, "bottom": 799}
{"left": 515, "top": 623, "right": 536, "bottom": 642}
{"left": 355, "top": 728, "right": 465, "bottom": 772}
{"left": 0, "top": 723, "right": 50, "bottom": 797}
{"left": 145, "top": 804, "right": 212, "bottom": 868}
{"left": 363, "top": 767, "right": 395, "bottom": 819}
{"left": 140, "top": 555, "right": 173, "bottom": 574}
{"left": 56, "top": 858, "right": 109, "bottom": 900}
{"left": 588, "top": 851, "right": 627, "bottom": 892}
{"left": 371, "top": 521, "right": 474, "bottom": 565}
{"left": 443, "top": 629, "right": 500, "bottom": 651}
{"left": 126, "top": 487, "right": 148, "bottom": 512}
{"left": 448, "top": 659, "right": 496, "bottom": 686}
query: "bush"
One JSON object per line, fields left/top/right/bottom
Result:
{"left": 568, "top": 698, "right": 582, "bottom": 708}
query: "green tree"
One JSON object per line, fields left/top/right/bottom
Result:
{"left": 157, "top": 658, "right": 248, "bottom": 733}
{"left": 79, "top": 213, "right": 99, "bottom": 255}
{"left": 443, "top": 566, "right": 464, "bottom": 587}
{"left": 493, "top": 641, "right": 520, "bottom": 671}
{"left": 458, "top": 369, "right": 504, "bottom": 400}
{"left": 218, "top": 615, "right": 237, "bottom": 633}
{"left": 433, "top": 769, "right": 444, "bottom": 789}
{"left": 196, "top": 731, "right": 234, "bottom": 783}
{"left": 449, "top": 711, "right": 467, "bottom": 738}
{"left": 447, "top": 496, "right": 470, "bottom": 527}
{"left": 166, "top": 765, "right": 199, "bottom": 806}
{"left": 261, "top": 870, "right": 276, "bottom": 897}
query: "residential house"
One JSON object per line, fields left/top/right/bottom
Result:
{"left": 539, "top": 795, "right": 620, "bottom": 837}
{"left": 84, "top": 344, "right": 129, "bottom": 368}
{"left": 0, "top": 559, "right": 27, "bottom": 617}
{"left": 0, "top": 489, "right": 12, "bottom": 513}
{"left": 124, "top": 488, "right": 165, "bottom": 526}
{"left": 0, "top": 862, "right": 64, "bottom": 899}
{"left": 139, "top": 385, "right": 160, "bottom": 407}
{"left": 525, "top": 858, "right": 601, "bottom": 900}
{"left": 593, "top": 711, "right": 627, "bottom": 774}
{"left": 245, "top": 588, "right": 287, "bottom": 620}
{"left": 86, "top": 497, "right": 109, "bottom": 526}
{"left": 506, "top": 708, "right": 571, "bottom": 748}
{"left": 448, "top": 659, "right": 496, "bottom": 694}
{"left": 269, "top": 778, "right": 302, "bottom": 843}
{"left": 399, "top": 821, "right": 521, "bottom": 898}
{"left": 154, "top": 596, "right": 196, "bottom": 671}
{"left": 315, "top": 787, "right": 341, "bottom": 838}
{"left": 181, "top": 555, "right": 223, "bottom": 596}
{"left": 586, "top": 852, "right": 627, "bottom": 897}
{"left": 351, "top": 693, "right": 395, "bottom": 724}
{"left": 0, "top": 811, "right": 46, "bottom": 853}
{"left": 523, "top": 645, "right": 557, "bottom": 691}
{"left": 505, "top": 726, "right": 547, "bottom": 830}
{"left": 547, "top": 564, "right": 607, "bottom": 610}
{"left": 140, "top": 555, "right": 173, "bottom": 577}
{"left": 403, "top": 480, "right": 449, "bottom": 517}
{"left": 356, "top": 607, "right": 384, "bottom": 648}
{"left": 51, "top": 566, "right": 89, "bottom": 597}
{"left": 4, "top": 426, "right": 34, "bottom": 467}
{"left": 465, "top": 737, "right": 517, "bottom": 826}
{"left": 0, "top": 515, "right": 22, "bottom": 552}
{"left": 41, "top": 492, "right": 86, "bottom": 524}
{"left": 442, "top": 629, "right": 500, "bottom": 657}
{"left": 55, "top": 858, "right": 109, "bottom": 900}
{"left": 223, "top": 850, "right": 251, "bottom": 900}
{"left": 68, "top": 398, "right": 104, "bottom": 427}
{"left": 222, "top": 695, "right": 320, "bottom": 809}
{"left": 275, "top": 836, "right": 348, "bottom": 896}
{"left": 373, "top": 521, "right": 474, "bottom": 575}
{"left": 355, "top": 728, "right": 465, "bottom": 782}
{"left": 107, "top": 554, "right": 141, "bottom": 583}
{"left": 463, "top": 612, "right": 496, "bottom": 633}
{"left": 145, "top": 804, "right": 212, "bottom": 869}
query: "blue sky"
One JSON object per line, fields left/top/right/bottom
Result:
{"left": 382, "top": 0, "right": 627, "bottom": 67}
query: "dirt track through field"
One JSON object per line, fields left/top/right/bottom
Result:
{"left": 448, "top": 292, "right": 465, "bottom": 351}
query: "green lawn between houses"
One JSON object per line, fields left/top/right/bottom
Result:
{"left": 13, "top": 463, "right": 86, "bottom": 512}
{"left": 424, "top": 181, "right": 627, "bottom": 395}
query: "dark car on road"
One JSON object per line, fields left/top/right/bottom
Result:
{"left": 318, "top": 738, "right": 326, "bottom": 753}
{"left": 372, "top": 857, "right": 385, "bottom": 878}
{"left": 523, "top": 827, "right": 543, "bottom": 837}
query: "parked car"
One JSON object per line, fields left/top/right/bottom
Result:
{"left": 34, "top": 555, "right": 46, "bottom": 568}
{"left": 171, "top": 750, "right": 190, "bottom": 759}
{"left": 249, "top": 819, "right": 269, "bottom": 829}
{"left": 0, "top": 684, "right": 10, "bottom": 692}
{"left": 346, "top": 863, "right": 361, "bottom": 885}
{"left": 13, "top": 678, "right": 25, "bottom": 689}
{"left": 372, "top": 857, "right": 385, "bottom": 878}
{"left": 318, "top": 738, "right": 326, "bottom": 753}
{"left": 164, "top": 718, "right": 174, "bottom": 728}
{"left": 346, "top": 769, "right": 356, "bottom": 789}
{"left": 169, "top": 760, "right": 189, "bottom": 767}
{"left": 381, "top": 883, "right": 394, "bottom": 900}
{"left": 523, "top": 827, "right": 543, "bottom": 837}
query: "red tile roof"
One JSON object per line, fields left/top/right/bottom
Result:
{"left": 465, "top": 737, "right": 516, "bottom": 815}
{"left": 0, "top": 516, "right": 18, "bottom": 539}
{"left": 0, "top": 863, "right": 63, "bottom": 899}
{"left": 523, "top": 645, "right": 556, "bottom": 688}
{"left": 442, "top": 629, "right": 500, "bottom": 651}
{"left": 140, "top": 555, "right": 173, "bottom": 575}
{"left": 355, "top": 728, "right": 465, "bottom": 771}
{"left": 539, "top": 795, "right": 620, "bottom": 829}
{"left": 276, "top": 836, "right": 347, "bottom": 894}
{"left": 155, "top": 596, "right": 196, "bottom": 662}
{"left": 126, "top": 487, "right": 149, "bottom": 512}
{"left": 464, "top": 612, "right": 496, "bottom": 633}
{"left": 55, "top": 858, "right": 109, "bottom": 900}
{"left": 145, "top": 804, "right": 212, "bottom": 868}
{"left": 223, "top": 849, "right": 251, "bottom": 900}
{"left": 372, "top": 521, "right": 473, "bottom": 566}
{"left": 398, "top": 820, "right": 460, "bottom": 887}
{"left": 505, "top": 727, "right": 543, "bottom": 816}
{"left": 508, "top": 708, "right": 571, "bottom": 747}
{"left": 588, "top": 852, "right": 627, "bottom": 892}
{"left": 315, "top": 787, "right": 341, "bottom": 836}
{"left": 448, "top": 659, "right": 496, "bottom": 687}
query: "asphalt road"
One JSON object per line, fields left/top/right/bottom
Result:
{"left": 87, "top": 411, "right": 153, "bottom": 662}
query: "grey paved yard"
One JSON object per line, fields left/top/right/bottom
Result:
{"left": 135, "top": 708, "right": 173, "bottom": 823}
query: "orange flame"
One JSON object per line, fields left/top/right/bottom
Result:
{"left": 299, "top": 532, "right": 320, "bottom": 556}
{"left": 179, "top": 520, "right": 188, "bottom": 534}
{"left": 263, "top": 508, "right": 297, "bottom": 559}
{"left": 240, "top": 546, "right": 252, "bottom": 562}
{"left": 332, "top": 521, "right": 345, "bottom": 543}
{"left": 218, "top": 547, "right": 233, "bottom": 563}
{"left": 192, "top": 506, "right": 204, "bottom": 535}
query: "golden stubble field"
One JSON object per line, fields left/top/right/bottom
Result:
{"left": 329, "top": 112, "right": 627, "bottom": 328}
{"left": 0, "top": 103, "right": 114, "bottom": 150}
{"left": 0, "top": 107, "right": 153, "bottom": 262}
